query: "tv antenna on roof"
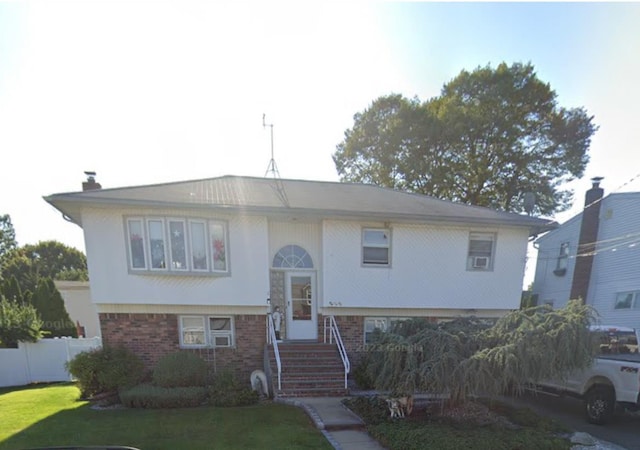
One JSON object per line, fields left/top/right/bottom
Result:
{"left": 263, "top": 114, "right": 281, "bottom": 179}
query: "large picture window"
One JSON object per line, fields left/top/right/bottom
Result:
{"left": 126, "top": 216, "right": 228, "bottom": 275}
{"left": 179, "top": 315, "right": 234, "bottom": 348}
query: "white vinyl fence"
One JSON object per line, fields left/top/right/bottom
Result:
{"left": 0, "top": 337, "right": 102, "bottom": 388}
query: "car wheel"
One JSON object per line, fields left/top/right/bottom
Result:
{"left": 584, "top": 385, "right": 615, "bottom": 425}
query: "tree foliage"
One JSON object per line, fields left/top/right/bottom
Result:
{"left": 0, "top": 214, "right": 17, "bottom": 271}
{"left": 30, "top": 277, "right": 77, "bottom": 338}
{"left": 364, "top": 300, "right": 596, "bottom": 405}
{"left": 2, "top": 240, "right": 88, "bottom": 294}
{"left": 1, "top": 275, "right": 28, "bottom": 304}
{"left": 334, "top": 62, "right": 597, "bottom": 215}
{"left": 0, "top": 294, "right": 44, "bottom": 348}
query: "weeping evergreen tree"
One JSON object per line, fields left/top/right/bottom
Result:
{"left": 365, "top": 300, "right": 596, "bottom": 405}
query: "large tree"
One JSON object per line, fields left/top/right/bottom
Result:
{"left": 2, "top": 240, "right": 88, "bottom": 294}
{"left": 334, "top": 62, "right": 597, "bottom": 216}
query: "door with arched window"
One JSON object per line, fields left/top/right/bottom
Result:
{"left": 272, "top": 245, "right": 316, "bottom": 340}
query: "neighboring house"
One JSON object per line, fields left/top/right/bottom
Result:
{"left": 532, "top": 178, "right": 640, "bottom": 328}
{"left": 54, "top": 280, "right": 101, "bottom": 338}
{"left": 45, "top": 174, "right": 552, "bottom": 387}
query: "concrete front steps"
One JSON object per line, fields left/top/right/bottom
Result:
{"left": 267, "top": 340, "right": 349, "bottom": 397}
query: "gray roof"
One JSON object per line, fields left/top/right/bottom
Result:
{"left": 44, "top": 175, "right": 556, "bottom": 235}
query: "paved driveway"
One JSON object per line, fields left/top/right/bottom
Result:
{"left": 505, "top": 391, "right": 640, "bottom": 450}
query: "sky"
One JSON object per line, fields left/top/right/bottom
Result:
{"left": 1, "top": 1, "right": 640, "bottom": 286}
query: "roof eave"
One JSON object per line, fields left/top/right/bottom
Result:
{"left": 43, "top": 194, "right": 556, "bottom": 235}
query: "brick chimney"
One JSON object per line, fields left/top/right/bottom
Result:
{"left": 82, "top": 171, "right": 102, "bottom": 191}
{"left": 570, "top": 177, "right": 604, "bottom": 303}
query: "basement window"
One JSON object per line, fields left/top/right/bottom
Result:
{"left": 179, "top": 315, "right": 235, "bottom": 348}
{"left": 364, "top": 317, "right": 409, "bottom": 344}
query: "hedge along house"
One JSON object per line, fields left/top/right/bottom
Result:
{"left": 45, "top": 174, "right": 554, "bottom": 395}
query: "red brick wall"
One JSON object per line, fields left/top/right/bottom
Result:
{"left": 99, "top": 313, "right": 266, "bottom": 381}
{"left": 317, "top": 314, "right": 365, "bottom": 365}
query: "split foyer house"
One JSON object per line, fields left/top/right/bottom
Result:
{"left": 45, "top": 174, "right": 553, "bottom": 395}
{"left": 532, "top": 178, "right": 640, "bottom": 329}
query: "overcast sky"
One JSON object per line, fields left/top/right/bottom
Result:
{"left": 1, "top": 2, "right": 639, "bottom": 285}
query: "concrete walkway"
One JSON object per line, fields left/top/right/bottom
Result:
{"left": 276, "top": 396, "right": 386, "bottom": 450}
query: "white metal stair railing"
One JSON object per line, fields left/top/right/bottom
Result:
{"left": 266, "top": 314, "right": 282, "bottom": 391}
{"left": 323, "top": 315, "right": 351, "bottom": 389}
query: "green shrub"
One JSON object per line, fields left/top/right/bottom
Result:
{"left": 66, "top": 346, "right": 145, "bottom": 398}
{"left": 120, "top": 384, "right": 207, "bottom": 408}
{"left": 352, "top": 355, "right": 375, "bottom": 390}
{"left": 208, "top": 370, "right": 259, "bottom": 407}
{"left": 342, "top": 396, "right": 389, "bottom": 425}
{"left": 152, "top": 351, "right": 208, "bottom": 387}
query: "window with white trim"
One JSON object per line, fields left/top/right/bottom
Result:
{"left": 364, "top": 317, "right": 409, "bottom": 343}
{"left": 362, "top": 228, "right": 391, "bottom": 266}
{"left": 189, "top": 220, "right": 209, "bottom": 271}
{"left": 127, "top": 219, "right": 147, "bottom": 269}
{"left": 554, "top": 242, "right": 569, "bottom": 276}
{"left": 125, "top": 217, "right": 228, "bottom": 274}
{"left": 467, "top": 232, "right": 495, "bottom": 271}
{"left": 168, "top": 219, "right": 187, "bottom": 271}
{"left": 614, "top": 291, "right": 640, "bottom": 310}
{"left": 179, "top": 315, "right": 235, "bottom": 348}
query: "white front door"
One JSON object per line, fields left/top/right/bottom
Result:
{"left": 286, "top": 272, "right": 317, "bottom": 340}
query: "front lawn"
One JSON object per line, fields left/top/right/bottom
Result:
{"left": 0, "top": 383, "right": 332, "bottom": 450}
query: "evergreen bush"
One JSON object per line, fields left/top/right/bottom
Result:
{"left": 66, "top": 345, "right": 145, "bottom": 398}
{"left": 152, "top": 351, "right": 208, "bottom": 387}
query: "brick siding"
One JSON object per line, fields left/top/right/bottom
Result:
{"left": 99, "top": 313, "right": 266, "bottom": 381}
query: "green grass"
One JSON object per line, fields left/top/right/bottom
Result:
{"left": 344, "top": 396, "right": 572, "bottom": 450}
{"left": 0, "top": 383, "right": 332, "bottom": 450}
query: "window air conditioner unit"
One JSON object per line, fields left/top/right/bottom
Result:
{"left": 212, "top": 334, "right": 231, "bottom": 347}
{"left": 472, "top": 256, "right": 490, "bottom": 269}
